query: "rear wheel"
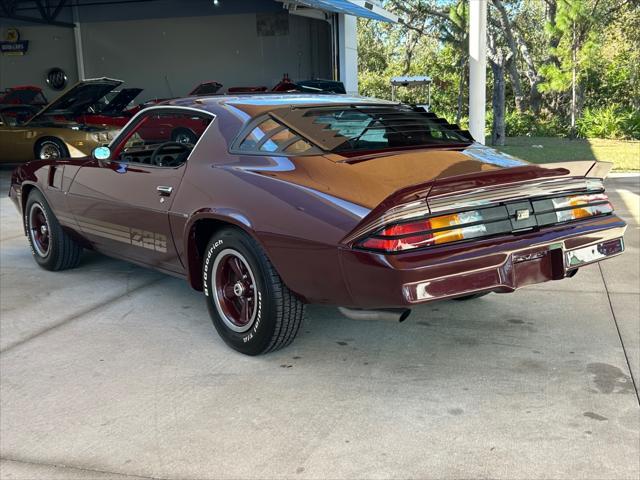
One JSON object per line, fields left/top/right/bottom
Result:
{"left": 203, "top": 227, "right": 304, "bottom": 355}
{"left": 35, "top": 138, "right": 69, "bottom": 160}
{"left": 25, "top": 190, "right": 82, "bottom": 271}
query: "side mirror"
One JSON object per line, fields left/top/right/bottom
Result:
{"left": 92, "top": 146, "right": 111, "bottom": 161}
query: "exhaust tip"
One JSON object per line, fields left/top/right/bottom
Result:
{"left": 338, "top": 307, "right": 412, "bottom": 323}
{"left": 397, "top": 309, "right": 411, "bottom": 322}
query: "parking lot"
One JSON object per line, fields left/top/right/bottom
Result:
{"left": 0, "top": 168, "right": 638, "bottom": 479}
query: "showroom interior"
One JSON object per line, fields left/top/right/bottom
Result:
{"left": 0, "top": 1, "right": 638, "bottom": 479}
{"left": 0, "top": 0, "right": 398, "bottom": 100}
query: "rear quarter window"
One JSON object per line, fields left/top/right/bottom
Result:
{"left": 234, "top": 116, "right": 318, "bottom": 156}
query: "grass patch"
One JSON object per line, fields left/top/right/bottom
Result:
{"left": 491, "top": 137, "right": 640, "bottom": 171}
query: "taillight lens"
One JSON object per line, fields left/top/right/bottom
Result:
{"left": 358, "top": 211, "right": 487, "bottom": 252}
{"left": 551, "top": 193, "right": 612, "bottom": 222}
{"left": 357, "top": 192, "right": 614, "bottom": 253}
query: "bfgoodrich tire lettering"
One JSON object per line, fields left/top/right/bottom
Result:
{"left": 203, "top": 227, "right": 305, "bottom": 355}
{"left": 25, "top": 189, "right": 82, "bottom": 271}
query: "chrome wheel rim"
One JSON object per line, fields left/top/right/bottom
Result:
{"left": 39, "top": 141, "right": 62, "bottom": 160}
{"left": 28, "top": 203, "right": 51, "bottom": 257}
{"left": 212, "top": 249, "right": 257, "bottom": 333}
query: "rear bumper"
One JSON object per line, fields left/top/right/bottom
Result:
{"left": 339, "top": 215, "right": 626, "bottom": 308}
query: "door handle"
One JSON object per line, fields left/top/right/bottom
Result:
{"left": 156, "top": 185, "right": 173, "bottom": 196}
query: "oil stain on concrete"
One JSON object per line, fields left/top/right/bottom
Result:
{"left": 587, "top": 363, "right": 635, "bottom": 394}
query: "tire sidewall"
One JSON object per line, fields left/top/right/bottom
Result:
{"left": 25, "top": 190, "right": 56, "bottom": 267}
{"left": 203, "top": 228, "right": 276, "bottom": 355}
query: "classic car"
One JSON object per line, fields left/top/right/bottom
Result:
{"left": 9, "top": 95, "right": 626, "bottom": 355}
{"left": 0, "top": 85, "right": 48, "bottom": 107}
{"left": 75, "top": 87, "right": 144, "bottom": 128}
{"left": 188, "top": 81, "right": 223, "bottom": 96}
{"left": 0, "top": 78, "right": 120, "bottom": 163}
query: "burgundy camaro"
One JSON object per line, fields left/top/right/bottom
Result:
{"left": 9, "top": 95, "right": 626, "bottom": 355}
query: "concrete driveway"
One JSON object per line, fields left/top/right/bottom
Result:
{"left": 1, "top": 168, "right": 638, "bottom": 480}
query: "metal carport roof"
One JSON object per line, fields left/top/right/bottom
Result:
{"left": 287, "top": 0, "right": 398, "bottom": 22}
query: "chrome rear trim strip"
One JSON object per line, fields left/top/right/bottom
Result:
{"left": 428, "top": 177, "right": 602, "bottom": 213}
{"left": 343, "top": 177, "right": 604, "bottom": 246}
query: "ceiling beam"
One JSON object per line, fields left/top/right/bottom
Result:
{"left": 0, "top": 13, "right": 75, "bottom": 27}
{"left": 0, "top": 0, "right": 74, "bottom": 27}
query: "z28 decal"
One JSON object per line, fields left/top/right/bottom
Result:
{"left": 56, "top": 213, "right": 168, "bottom": 253}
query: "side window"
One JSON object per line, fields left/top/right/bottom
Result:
{"left": 236, "top": 116, "right": 316, "bottom": 155}
{"left": 116, "top": 110, "right": 212, "bottom": 167}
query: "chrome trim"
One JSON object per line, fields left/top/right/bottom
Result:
{"left": 428, "top": 177, "right": 602, "bottom": 213}
{"left": 343, "top": 177, "right": 605, "bottom": 246}
{"left": 338, "top": 307, "right": 410, "bottom": 322}
{"left": 565, "top": 237, "right": 625, "bottom": 268}
{"left": 401, "top": 229, "right": 626, "bottom": 303}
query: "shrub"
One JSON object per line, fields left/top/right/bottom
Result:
{"left": 505, "top": 111, "right": 569, "bottom": 137}
{"left": 577, "top": 106, "right": 640, "bottom": 139}
{"left": 621, "top": 110, "right": 640, "bottom": 139}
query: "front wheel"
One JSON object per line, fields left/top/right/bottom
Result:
{"left": 203, "top": 228, "right": 305, "bottom": 355}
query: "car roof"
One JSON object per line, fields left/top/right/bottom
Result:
{"left": 164, "top": 93, "right": 398, "bottom": 117}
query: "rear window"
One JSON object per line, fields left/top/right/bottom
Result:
{"left": 270, "top": 105, "right": 473, "bottom": 154}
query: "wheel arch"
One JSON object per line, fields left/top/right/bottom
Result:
{"left": 19, "top": 182, "right": 42, "bottom": 234}
{"left": 184, "top": 211, "right": 259, "bottom": 291}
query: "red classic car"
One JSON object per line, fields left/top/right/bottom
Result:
{"left": 0, "top": 85, "right": 48, "bottom": 107}
{"left": 9, "top": 95, "right": 626, "bottom": 355}
{"left": 75, "top": 87, "right": 144, "bottom": 128}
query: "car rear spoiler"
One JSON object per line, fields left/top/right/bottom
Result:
{"left": 341, "top": 161, "right": 612, "bottom": 246}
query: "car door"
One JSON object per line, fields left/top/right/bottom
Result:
{"left": 65, "top": 107, "right": 214, "bottom": 273}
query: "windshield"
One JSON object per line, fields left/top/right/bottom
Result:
{"left": 270, "top": 105, "right": 472, "bottom": 154}
{"left": 0, "top": 106, "right": 37, "bottom": 126}
{"left": 1, "top": 89, "right": 47, "bottom": 106}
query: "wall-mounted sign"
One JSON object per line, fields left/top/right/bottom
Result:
{"left": 0, "top": 28, "right": 29, "bottom": 56}
{"left": 46, "top": 68, "right": 68, "bottom": 91}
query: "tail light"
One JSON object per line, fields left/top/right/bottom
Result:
{"left": 356, "top": 192, "right": 614, "bottom": 253}
{"left": 357, "top": 210, "right": 493, "bottom": 252}
{"left": 550, "top": 194, "right": 613, "bottom": 222}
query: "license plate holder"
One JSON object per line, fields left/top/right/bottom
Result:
{"left": 565, "top": 238, "right": 624, "bottom": 268}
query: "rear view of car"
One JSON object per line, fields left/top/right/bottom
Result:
{"left": 8, "top": 95, "right": 626, "bottom": 355}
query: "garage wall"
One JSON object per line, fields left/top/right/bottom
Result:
{"left": 80, "top": 13, "right": 332, "bottom": 101}
{"left": 0, "top": 24, "right": 78, "bottom": 98}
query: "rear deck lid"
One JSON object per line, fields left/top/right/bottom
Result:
{"left": 339, "top": 152, "right": 608, "bottom": 246}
